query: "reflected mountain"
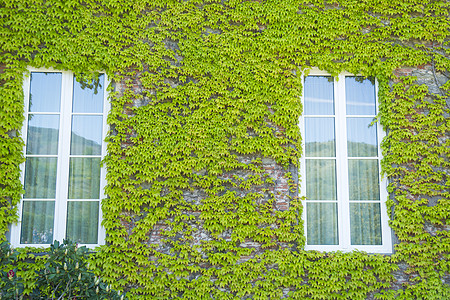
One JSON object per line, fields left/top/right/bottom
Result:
{"left": 22, "top": 126, "right": 102, "bottom": 244}
{"left": 305, "top": 140, "right": 382, "bottom": 245}
{"left": 27, "top": 126, "right": 101, "bottom": 155}
{"left": 305, "top": 140, "right": 380, "bottom": 199}
{"left": 305, "top": 140, "right": 377, "bottom": 157}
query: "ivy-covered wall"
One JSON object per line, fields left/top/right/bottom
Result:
{"left": 1, "top": 0, "right": 449, "bottom": 299}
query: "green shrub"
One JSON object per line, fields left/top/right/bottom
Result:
{"left": 0, "top": 240, "right": 125, "bottom": 300}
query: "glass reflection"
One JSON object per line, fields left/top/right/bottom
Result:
{"left": 350, "top": 203, "right": 382, "bottom": 245}
{"left": 348, "top": 159, "right": 380, "bottom": 200}
{"left": 346, "top": 77, "right": 376, "bottom": 115}
{"left": 24, "top": 157, "right": 57, "bottom": 199}
{"left": 66, "top": 201, "right": 99, "bottom": 244}
{"left": 29, "top": 73, "right": 61, "bottom": 112}
{"left": 26, "top": 114, "right": 59, "bottom": 155}
{"left": 72, "top": 74, "right": 104, "bottom": 113}
{"left": 307, "top": 203, "right": 338, "bottom": 245}
{"left": 20, "top": 201, "right": 54, "bottom": 244}
{"left": 347, "top": 118, "right": 377, "bottom": 157}
{"left": 305, "top": 117, "right": 335, "bottom": 157}
{"left": 71, "top": 115, "right": 103, "bottom": 155}
{"left": 306, "top": 159, "right": 337, "bottom": 200}
{"left": 68, "top": 157, "right": 101, "bottom": 199}
{"left": 304, "top": 76, "right": 334, "bottom": 115}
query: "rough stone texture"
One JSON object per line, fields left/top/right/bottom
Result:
{"left": 389, "top": 59, "right": 450, "bottom": 292}
{"left": 111, "top": 61, "right": 298, "bottom": 259}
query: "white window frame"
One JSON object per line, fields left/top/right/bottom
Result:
{"left": 299, "top": 68, "right": 392, "bottom": 253}
{"left": 10, "top": 67, "right": 109, "bottom": 248}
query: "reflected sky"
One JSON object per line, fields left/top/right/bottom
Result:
{"left": 27, "top": 115, "right": 59, "bottom": 155}
{"left": 72, "top": 75, "right": 104, "bottom": 113}
{"left": 346, "top": 77, "right": 376, "bottom": 115}
{"left": 71, "top": 115, "right": 103, "bottom": 155}
{"left": 347, "top": 118, "right": 378, "bottom": 157}
{"left": 304, "top": 76, "right": 334, "bottom": 115}
{"left": 29, "top": 73, "right": 61, "bottom": 112}
{"left": 305, "top": 117, "right": 335, "bottom": 157}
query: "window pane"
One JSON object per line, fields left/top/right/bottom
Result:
{"left": 24, "top": 157, "right": 57, "bottom": 199}
{"left": 307, "top": 203, "right": 338, "bottom": 245}
{"left": 68, "top": 157, "right": 101, "bottom": 199}
{"left": 29, "top": 72, "right": 61, "bottom": 112}
{"left": 347, "top": 118, "right": 377, "bottom": 157}
{"left": 26, "top": 114, "right": 59, "bottom": 155}
{"left": 345, "top": 77, "right": 376, "bottom": 115}
{"left": 20, "top": 201, "right": 54, "bottom": 244}
{"left": 72, "top": 74, "right": 104, "bottom": 113}
{"left": 66, "top": 201, "right": 99, "bottom": 244}
{"left": 304, "top": 76, "right": 334, "bottom": 115}
{"left": 348, "top": 159, "right": 380, "bottom": 200}
{"left": 306, "top": 159, "right": 337, "bottom": 200}
{"left": 305, "top": 117, "right": 335, "bottom": 157}
{"left": 71, "top": 115, "right": 103, "bottom": 155}
{"left": 350, "top": 203, "right": 382, "bottom": 245}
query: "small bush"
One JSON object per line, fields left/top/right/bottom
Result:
{"left": 0, "top": 240, "right": 125, "bottom": 300}
{"left": 0, "top": 241, "right": 24, "bottom": 299}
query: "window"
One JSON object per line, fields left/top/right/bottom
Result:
{"left": 10, "top": 68, "right": 108, "bottom": 247}
{"left": 300, "top": 69, "right": 392, "bottom": 253}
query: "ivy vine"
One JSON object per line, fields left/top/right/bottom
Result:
{"left": 1, "top": 0, "right": 449, "bottom": 299}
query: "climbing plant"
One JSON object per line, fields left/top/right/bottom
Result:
{"left": 1, "top": 0, "right": 449, "bottom": 298}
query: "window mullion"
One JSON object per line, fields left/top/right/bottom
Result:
{"left": 54, "top": 72, "right": 73, "bottom": 241}
{"left": 335, "top": 74, "right": 351, "bottom": 250}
